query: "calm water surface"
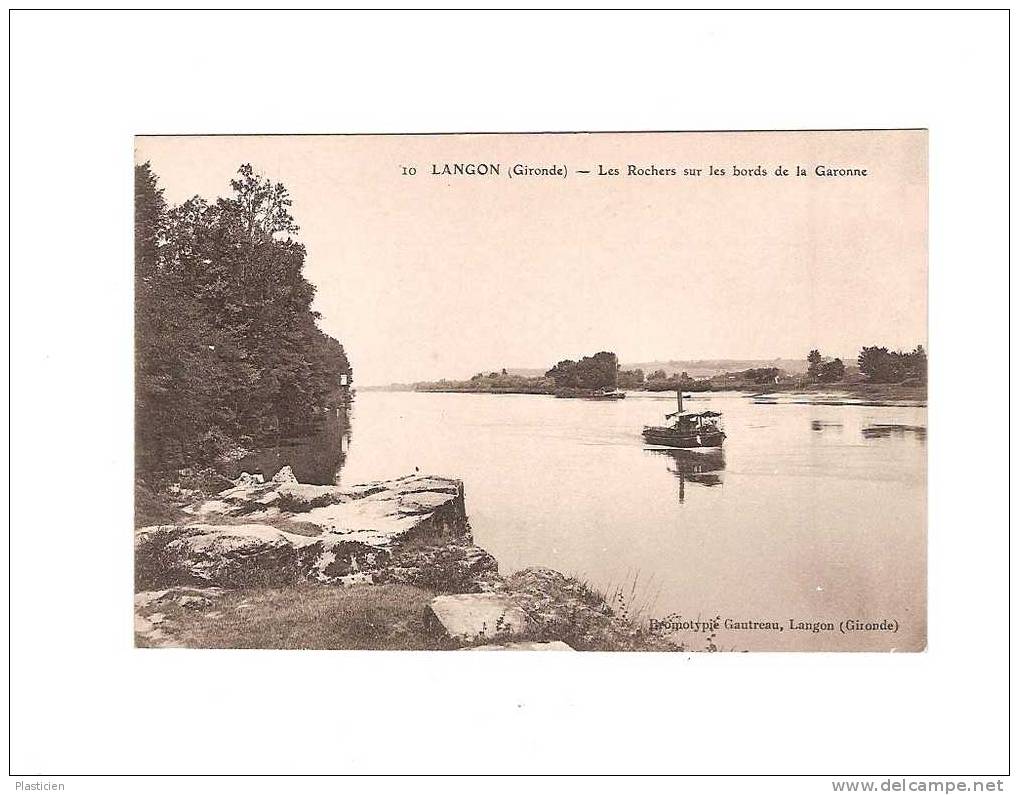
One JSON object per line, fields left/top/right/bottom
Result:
{"left": 251, "top": 390, "right": 927, "bottom": 651}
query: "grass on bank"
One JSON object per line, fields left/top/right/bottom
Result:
{"left": 753, "top": 381, "right": 927, "bottom": 403}
{"left": 826, "top": 382, "right": 927, "bottom": 402}
{"left": 140, "top": 582, "right": 444, "bottom": 650}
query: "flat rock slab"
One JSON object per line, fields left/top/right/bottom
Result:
{"left": 188, "top": 473, "right": 467, "bottom": 551}
{"left": 297, "top": 475, "right": 466, "bottom": 545}
{"left": 166, "top": 523, "right": 323, "bottom": 552}
{"left": 468, "top": 641, "right": 574, "bottom": 651}
{"left": 300, "top": 499, "right": 424, "bottom": 544}
{"left": 429, "top": 593, "right": 530, "bottom": 642}
{"left": 136, "top": 474, "right": 473, "bottom": 590}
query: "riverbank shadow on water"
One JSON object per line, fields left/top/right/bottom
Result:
{"left": 224, "top": 406, "right": 353, "bottom": 485}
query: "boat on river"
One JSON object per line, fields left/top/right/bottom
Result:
{"left": 642, "top": 390, "right": 725, "bottom": 448}
{"left": 554, "top": 387, "right": 626, "bottom": 400}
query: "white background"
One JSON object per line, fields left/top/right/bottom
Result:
{"left": 5, "top": 7, "right": 1012, "bottom": 790}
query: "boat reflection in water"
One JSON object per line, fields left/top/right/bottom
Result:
{"left": 861, "top": 424, "right": 927, "bottom": 442}
{"left": 645, "top": 446, "right": 725, "bottom": 503}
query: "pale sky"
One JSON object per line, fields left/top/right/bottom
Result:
{"left": 136, "top": 131, "right": 927, "bottom": 385}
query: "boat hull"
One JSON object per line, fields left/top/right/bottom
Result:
{"left": 555, "top": 388, "right": 626, "bottom": 399}
{"left": 642, "top": 427, "right": 726, "bottom": 448}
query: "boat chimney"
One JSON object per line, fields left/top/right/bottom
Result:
{"left": 677, "top": 389, "right": 683, "bottom": 414}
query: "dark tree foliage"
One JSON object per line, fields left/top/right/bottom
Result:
{"left": 545, "top": 352, "right": 619, "bottom": 390}
{"left": 806, "top": 349, "right": 845, "bottom": 383}
{"left": 817, "top": 358, "right": 845, "bottom": 383}
{"left": 616, "top": 368, "right": 645, "bottom": 389}
{"left": 135, "top": 162, "right": 352, "bottom": 472}
{"left": 577, "top": 352, "right": 618, "bottom": 389}
{"left": 738, "top": 367, "right": 781, "bottom": 384}
{"left": 807, "top": 349, "right": 823, "bottom": 380}
{"left": 857, "top": 345, "right": 926, "bottom": 384}
{"left": 545, "top": 359, "right": 580, "bottom": 388}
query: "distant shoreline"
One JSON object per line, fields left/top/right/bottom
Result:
{"left": 359, "top": 382, "right": 927, "bottom": 406}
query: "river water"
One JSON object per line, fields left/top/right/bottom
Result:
{"left": 245, "top": 390, "right": 927, "bottom": 652}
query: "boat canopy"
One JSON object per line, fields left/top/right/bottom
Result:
{"left": 666, "top": 409, "right": 723, "bottom": 420}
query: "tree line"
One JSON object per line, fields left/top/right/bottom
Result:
{"left": 856, "top": 345, "right": 926, "bottom": 383}
{"left": 807, "top": 350, "right": 846, "bottom": 383}
{"left": 807, "top": 345, "right": 926, "bottom": 384}
{"left": 414, "top": 340, "right": 928, "bottom": 399}
{"left": 135, "top": 162, "right": 351, "bottom": 473}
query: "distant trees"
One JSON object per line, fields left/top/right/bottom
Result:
{"left": 544, "top": 359, "right": 579, "bottom": 388}
{"left": 817, "top": 359, "right": 845, "bottom": 383}
{"left": 417, "top": 371, "right": 552, "bottom": 394}
{"left": 807, "top": 349, "right": 823, "bottom": 380}
{"left": 739, "top": 367, "right": 781, "bottom": 385}
{"left": 805, "top": 349, "right": 845, "bottom": 383}
{"left": 135, "top": 162, "right": 352, "bottom": 472}
{"left": 805, "top": 345, "right": 926, "bottom": 384}
{"left": 616, "top": 368, "right": 645, "bottom": 389}
{"left": 857, "top": 345, "right": 926, "bottom": 384}
{"left": 545, "top": 352, "right": 619, "bottom": 390}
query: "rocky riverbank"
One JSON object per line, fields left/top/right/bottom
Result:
{"left": 134, "top": 467, "right": 676, "bottom": 651}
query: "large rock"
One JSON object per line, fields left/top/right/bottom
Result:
{"left": 296, "top": 475, "right": 468, "bottom": 544}
{"left": 505, "top": 567, "right": 676, "bottom": 652}
{"left": 190, "top": 473, "right": 467, "bottom": 539}
{"left": 377, "top": 541, "right": 502, "bottom": 593}
{"left": 427, "top": 593, "right": 530, "bottom": 643}
{"left": 190, "top": 472, "right": 345, "bottom": 518}
{"left": 136, "top": 474, "right": 477, "bottom": 590}
{"left": 271, "top": 465, "right": 298, "bottom": 484}
{"left": 135, "top": 522, "right": 333, "bottom": 588}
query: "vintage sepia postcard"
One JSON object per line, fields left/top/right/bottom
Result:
{"left": 134, "top": 130, "right": 927, "bottom": 652}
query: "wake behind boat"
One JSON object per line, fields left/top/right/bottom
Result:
{"left": 642, "top": 390, "right": 726, "bottom": 448}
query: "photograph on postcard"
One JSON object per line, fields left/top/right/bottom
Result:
{"left": 134, "top": 131, "right": 927, "bottom": 652}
